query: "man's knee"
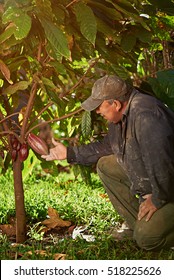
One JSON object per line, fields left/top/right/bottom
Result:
{"left": 133, "top": 226, "right": 165, "bottom": 251}
{"left": 97, "top": 156, "right": 111, "bottom": 174}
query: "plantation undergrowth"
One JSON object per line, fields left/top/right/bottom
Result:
{"left": 0, "top": 169, "right": 174, "bottom": 260}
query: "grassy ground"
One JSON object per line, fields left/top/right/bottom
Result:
{"left": 0, "top": 169, "right": 174, "bottom": 260}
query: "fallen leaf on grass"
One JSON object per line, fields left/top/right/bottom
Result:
{"left": 25, "top": 250, "right": 66, "bottom": 260}
{"left": 0, "top": 224, "right": 16, "bottom": 236}
{"left": 42, "top": 207, "right": 71, "bottom": 229}
{"left": 54, "top": 253, "right": 66, "bottom": 260}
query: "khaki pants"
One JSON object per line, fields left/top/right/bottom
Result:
{"left": 97, "top": 155, "right": 174, "bottom": 250}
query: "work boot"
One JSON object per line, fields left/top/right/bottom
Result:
{"left": 109, "top": 222, "right": 133, "bottom": 241}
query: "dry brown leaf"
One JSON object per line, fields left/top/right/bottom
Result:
{"left": 99, "top": 193, "right": 108, "bottom": 199}
{"left": 0, "top": 59, "right": 13, "bottom": 84}
{"left": 42, "top": 207, "right": 71, "bottom": 229}
{"left": 0, "top": 224, "right": 16, "bottom": 236}
{"left": 26, "top": 250, "right": 66, "bottom": 260}
{"left": 27, "top": 250, "right": 47, "bottom": 256}
{"left": 54, "top": 253, "right": 66, "bottom": 260}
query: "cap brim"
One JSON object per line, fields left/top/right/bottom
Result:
{"left": 81, "top": 96, "right": 103, "bottom": 111}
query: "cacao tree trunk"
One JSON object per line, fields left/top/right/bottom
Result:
{"left": 13, "top": 156, "right": 27, "bottom": 243}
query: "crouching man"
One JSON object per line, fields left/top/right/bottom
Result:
{"left": 42, "top": 75, "right": 174, "bottom": 251}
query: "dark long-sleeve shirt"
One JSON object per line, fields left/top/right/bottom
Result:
{"left": 67, "top": 90, "right": 174, "bottom": 208}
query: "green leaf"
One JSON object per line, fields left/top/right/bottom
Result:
{"left": 135, "top": 27, "right": 152, "bottom": 43}
{"left": 96, "top": 17, "right": 120, "bottom": 43}
{"left": 81, "top": 111, "right": 91, "bottom": 138}
{"left": 106, "top": 0, "right": 151, "bottom": 30}
{"left": 40, "top": 19, "right": 71, "bottom": 59}
{"left": 35, "top": 0, "right": 53, "bottom": 20}
{"left": 74, "top": 2, "right": 97, "bottom": 45}
{"left": 2, "top": 7, "right": 32, "bottom": 40}
{"left": 48, "top": 61, "right": 67, "bottom": 75}
{"left": 147, "top": 70, "right": 174, "bottom": 110}
{"left": 121, "top": 33, "right": 136, "bottom": 52}
{"left": 42, "top": 77, "right": 57, "bottom": 90}
{"left": 0, "top": 23, "right": 16, "bottom": 44}
{"left": 87, "top": 0, "right": 122, "bottom": 20}
{"left": 5, "top": 81, "right": 30, "bottom": 95}
{"left": 110, "top": 64, "right": 129, "bottom": 80}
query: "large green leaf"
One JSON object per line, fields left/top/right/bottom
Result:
{"left": 73, "top": 2, "right": 97, "bottom": 46}
{"left": 148, "top": 70, "right": 174, "bottom": 111}
{"left": 109, "top": 64, "right": 129, "bottom": 80}
{"left": 4, "top": 81, "right": 30, "bottom": 95}
{"left": 148, "top": 0, "right": 174, "bottom": 15}
{"left": 106, "top": 0, "right": 151, "bottom": 30}
{"left": 0, "top": 23, "right": 16, "bottom": 44}
{"left": 96, "top": 17, "right": 120, "bottom": 43}
{"left": 2, "top": 7, "right": 32, "bottom": 40}
{"left": 121, "top": 33, "right": 136, "bottom": 52}
{"left": 81, "top": 111, "right": 92, "bottom": 138}
{"left": 40, "top": 19, "right": 71, "bottom": 59}
{"left": 87, "top": 0, "right": 123, "bottom": 20}
{"left": 35, "top": 0, "right": 53, "bottom": 20}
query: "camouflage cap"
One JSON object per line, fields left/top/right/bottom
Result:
{"left": 81, "top": 75, "right": 128, "bottom": 111}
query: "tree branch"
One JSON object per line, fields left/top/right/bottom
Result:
{"left": 0, "top": 112, "right": 21, "bottom": 125}
{"left": 26, "top": 101, "right": 54, "bottom": 131}
{"left": 20, "top": 82, "right": 38, "bottom": 140}
{"left": 66, "top": 0, "right": 79, "bottom": 8}
{"left": 0, "top": 130, "right": 21, "bottom": 143}
{"left": 26, "top": 107, "right": 83, "bottom": 137}
{"left": 61, "top": 57, "right": 100, "bottom": 98}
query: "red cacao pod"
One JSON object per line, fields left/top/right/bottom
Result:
{"left": 19, "top": 143, "right": 29, "bottom": 162}
{"left": 16, "top": 142, "right": 21, "bottom": 151}
{"left": 27, "top": 133, "right": 49, "bottom": 155}
{"left": 10, "top": 135, "right": 18, "bottom": 150}
{"left": 11, "top": 149, "right": 17, "bottom": 161}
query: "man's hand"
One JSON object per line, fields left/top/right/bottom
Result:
{"left": 41, "top": 138, "right": 67, "bottom": 161}
{"left": 138, "top": 194, "right": 158, "bottom": 222}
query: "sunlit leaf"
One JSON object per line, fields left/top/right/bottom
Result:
{"left": 0, "top": 23, "right": 16, "bottom": 44}
{"left": 81, "top": 111, "right": 91, "bottom": 138}
{"left": 74, "top": 2, "right": 97, "bottom": 45}
{"left": 2, "top": 7, "right": 31, "bottom": 40}
{"left": 5, "top": 81, "right": 30, "bottom": 95}
{"left": 40, "top": 19, "right": 71, "bottom": 59}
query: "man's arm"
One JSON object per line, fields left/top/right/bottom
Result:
{"left": 42, "top": 134, "right": 113, "bottom": 165}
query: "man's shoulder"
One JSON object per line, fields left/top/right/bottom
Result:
{"left": 130, "top": 91, "right": 174, "bottom": 121}
{"left": 131, "top": 91, "right": 165, "bottom": 112}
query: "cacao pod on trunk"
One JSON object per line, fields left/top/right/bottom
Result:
{"left": 10, "top": 135, "right": 18, "bottom": 149}
{"left": 19, "top": 143, "right": 29, "bottom": 162}
{"left": 27, "top": 133, "right": 49, "bottom": 155}
{"left": 11, "top": 149, "right": 17, "bottom": 161}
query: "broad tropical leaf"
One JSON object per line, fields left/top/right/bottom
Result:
{"left": 81, "top": 111, "right": 91, "bottom": 138}
{"left": 73, "top": 2, "right": 97, "bottom": 46}
{"left": 121, "top": 33, "right": 137, "bottom": 52}
{"left": 0, "top": 23, "right": 16, "bottom": 44}
{"left": 148, "top": 70, "right": 174, "bottom": 110}
{"left": 4, "top": 81, "right": 30, "bottom": 95}
{"left": 40, "top": 19, "right": 71, "bottom": 59}
{"left": 87, "top": 0, "right": 123, "bottom": 20}
{"left": 2, "top": 7, "right": 32, "bottom": 40}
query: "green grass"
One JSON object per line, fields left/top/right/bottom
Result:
{"left": 0, "top": 169, "right": 174, "bottom": 260}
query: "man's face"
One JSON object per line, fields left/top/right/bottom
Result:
{"left": 95, "top": 100, "right": 123, "bottom": 123}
